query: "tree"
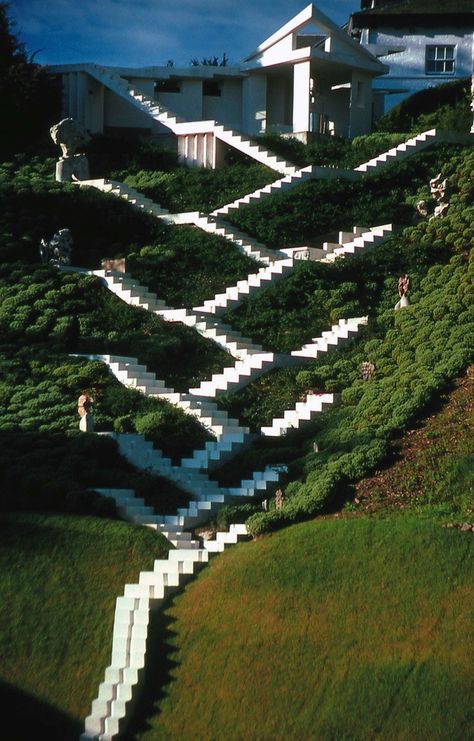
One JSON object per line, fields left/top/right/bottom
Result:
{"left": 190, "top": 53, "right": 229, "bottom": 67}
{"left": 0, "top": 2, "right": 61, "bottom": 158}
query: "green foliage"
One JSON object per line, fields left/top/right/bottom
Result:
{"left": 0, "top": 511, "right": 170, "bottom": 738}
{"left": 227, "top": 144, "right": 462, "bottom": 248}
{"left": 127, "top": 225, "right": 256, "bottom": 308}
{"left": 121, "top": 162, "right": 273, "bottom": 213}
{"left": 87, "top": 133, "right": 179, "bottom": 178}
{"left": 135, "top": 407, "right": 213, "bottom": 463}
{"left": 374, "top": 77, "right": 471, "bottom": 134}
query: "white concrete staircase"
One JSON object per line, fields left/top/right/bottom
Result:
{"left": 193, "top": 258, "right": 294, "bottom": 315}
{"left": 80, "top": 353, "right": 253, "bottom": 470}
{"left": 87, "top": 64, "right": 186, "bottom": 132}
{"left": 261, "top": 392, "right": 338, "bottom": 437}
{"left": 81, "top": 268, "right": 266, "bottom": 359}
{"left": 86, "top": 64, "right": 297, "bottom": 175}
{"left": 291, "top": 317, "right": 368, "bottom": 359}
{"left": 82, "top": 481, "right": 250, "bottom": 741}
{"left": 210, "top": 163, "right": 359, "bottom": 218}
{"left": 78, "top": 177, "right": 173, "bottom": 220}
{"left": 354, "top": 128, "right": 455, "bottom": 174}
{"left": 188, "top": 351, "right": 297, "bottom": 399}
{"left": 212, "top": 124, "right": 297, "bottom": 175}
{"left": 192, "top": 213, "right": 282, "bottom": 264}
{"left": 320, "top": 224, "right": 394, "bottom": 262}
{"left": 109, "top": 433, "right": 284, "bottom": 516}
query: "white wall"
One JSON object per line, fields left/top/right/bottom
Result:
{"left": 202, "top": 79, "right": 242, "bottom": 127}
{"left": 157, "top": 78, "right": 203, "bottom": 120}
{"left": 362, "top": 26, "right": 473, "bottom": 113}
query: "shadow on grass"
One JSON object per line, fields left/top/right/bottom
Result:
{"left": 125, "top": 589, "right": 184, "bottom": 740}
{"left": 0, "top": 679, "right": 81, "bottom": 741}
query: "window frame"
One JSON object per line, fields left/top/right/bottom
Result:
{"left": 425, "top": 45, "right": 456, "bottom": 76}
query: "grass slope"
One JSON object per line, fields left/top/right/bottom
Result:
{"left": 128, "top": 513, "right": 473, "bottom": 741}
{"left": 353, "top": 365, "right": 473, "bottom": 517}
{"left": 0, "top": 512, "right": 169, "bottom": 741}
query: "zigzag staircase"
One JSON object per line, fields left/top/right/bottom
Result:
{"left": 80, "top": 354, "right": 252, "bottom": 470}
{"left": 261, "top": 392, "right": 338, "bottom": 437}
{"left": 193, "top": 257, "right": 294, "bottom": 315}
{"left": 87, "top": 269, "right": 266, "bottom": 358}
{"left": 82, "top": 482, "right": 252, "bottom": 740}
{"left": 291, "top": 317, "right": 368, "bottom": 359}
{"left": 210, "top": 163, "right": 358, "bottom": 218}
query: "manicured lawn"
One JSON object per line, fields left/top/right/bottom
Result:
{"left": 129, "top": 513, "right": 473, "bottom": 741}
{"left": 0, "top": 511, "right": 170, "bottom": 740}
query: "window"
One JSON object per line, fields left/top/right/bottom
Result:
{"left": 425, "top": 46, "right": 455, "bottom": 75}
{"left": 154, "top": 79, "right": 181, "bottom": 94}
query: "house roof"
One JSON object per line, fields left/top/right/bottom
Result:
{"left": 244, "top": 3, "right": 387, "bottom": 75}
{"left": 351, "top": 0, "right": 474, "bottom": 29}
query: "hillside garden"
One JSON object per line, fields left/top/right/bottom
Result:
{"left": 0, "top": 21, "right": 472, "bottom": 734}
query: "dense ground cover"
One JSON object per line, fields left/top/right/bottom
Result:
{"left": 0, "top": 512, "right": 169, "bottom": 741}
{"left": 0, "top": 157, "right": 256, "bottom": 308}
{"left": 352, "top": 365, "right": 473, "bottom": 518}
{"left": 126, "top": 513, "right": 474, "bottom": 741}
{"left": 226, "top": 144, "right": 463, "bottom": 248}
{"left": 214, "top": 145, "right": 474, "bottom": 533}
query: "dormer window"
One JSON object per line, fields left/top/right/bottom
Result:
{"left": 425, "top": 46, "right": 455, "bottom": 75}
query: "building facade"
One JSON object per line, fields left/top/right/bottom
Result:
{"left": 349, "top": 1, "right": 474, "bottom": 114}
{"left": 49, "top": 4, "right": 388, "bottom": 168}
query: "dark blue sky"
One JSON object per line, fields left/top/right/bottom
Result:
{"left": 9, "top": 1, "right": 361, "bottom": 68}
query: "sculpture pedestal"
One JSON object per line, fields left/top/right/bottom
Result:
{"left": 79, "top": 413, "right": 94, "bottom": 432}
{"left": 56, "top": 154, "right": 90, "bottom": 182}
{"left": 394, "top": 295, "right": 410, "bottom": 311}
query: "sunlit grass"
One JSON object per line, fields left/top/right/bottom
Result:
{"left": 0, "top": 511, "right": 169, "bottom": 739}
{"left": 131, "top": 513, "right": 473, "bottom": 741}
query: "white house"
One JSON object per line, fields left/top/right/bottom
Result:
{"left": 49, "top": 4, "right": 387, "bottom": 170}
{"left": 349, "top": 0, "right": 474, "bottom": 114}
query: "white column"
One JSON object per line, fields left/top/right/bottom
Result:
{"left": 293, "top": 61, "right": 311, "bottom": 134}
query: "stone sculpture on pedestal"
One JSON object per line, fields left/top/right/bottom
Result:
{"left": 50, "top": 118, "right": 91, "bottom": 182}
{"left": 395, "top": 274, "right": 410, "bottom": 311}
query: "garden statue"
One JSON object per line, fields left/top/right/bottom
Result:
{"left": 395, "top": 274, "right": 410, "bottom": 310}
{"left": 78, "top": 393, "right": 94, "bottom": 432}
{"left": 361, "top": 361, "right": 375, "bottom": 381}
{"left": 414, "top": 200, "right": 428, "bottom": 221}
{"left": 429, "top": 172, "right": 450, "bottom": 220}
{"left": 275, "top": 489, "right": 285, "bottom": 511}
{"left": 50, "top": 118, "right": 90, "bottom": 182}
{"left": 262, "top": 499, "right": 268, "bottom": 512}
{"left": 41, "top": 228, "right": 73, "bottom": 266}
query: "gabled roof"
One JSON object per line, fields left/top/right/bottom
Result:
{"left": 244, "top": 2, "right": 386, "bottom": 73}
